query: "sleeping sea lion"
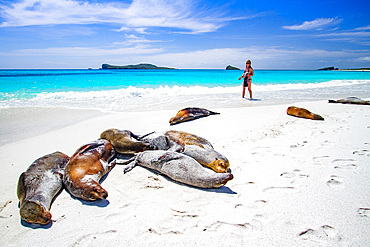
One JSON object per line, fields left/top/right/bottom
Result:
{"left": 63, "top": 139, "right": 115, "bottom": 201}
{"left": 139, "top": 130, "right": 230, "bottom": 173}
{"left": 100, "top": 128, "right": 152, "bottom": 154}
{"left": 169, "top": 107, "right": 220, "bottom": 125}
{"left": 17, "top": 152, "right": 70, "bottom": 225}
{"left": 328, "top": 97, "right": 370, "bottom": 105}
{"left": 123, "top": 150, "right": 233, "bottom": 188}
{"left": 287, "top": 106, "right": 324, "bottom": 120}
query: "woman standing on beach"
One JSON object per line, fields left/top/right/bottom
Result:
{"left": 239, "top": 60, "right": 254, "bottom": 99}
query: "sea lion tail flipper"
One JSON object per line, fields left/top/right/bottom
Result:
{"left": 116, "top": 156, "right": 136, "bottom": 165}
{"left": 209, "top": 110, "right": 220, "bottom": 115}
{"left": 123, "top": 159, "right": 138, "bottom": 174}
{"left": 313, "top": 114, "right": 324, "bottom": 120}
{"left": 136, "top": 131, "right": 155, "bottom": 140}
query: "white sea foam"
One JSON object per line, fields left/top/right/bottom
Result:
{"left": 1, "top": 79, "right": 369, "bottom": 112}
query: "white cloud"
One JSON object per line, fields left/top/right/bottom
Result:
{"left": 283, "top": 17, "right": 342, "bottom": 31}
{"left": 0, "top": 0, "right": 239, "bottom": 34}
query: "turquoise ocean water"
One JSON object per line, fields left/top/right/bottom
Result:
{"left": 1, "top": 69, "right": 369, "bottom": 112}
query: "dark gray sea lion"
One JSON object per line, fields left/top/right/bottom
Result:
{"left": 328, "top": 97, "right": 370, "bottom": 105}
{"left": 139, "top": 130, "right": 230, "bottom": 173}
{"left": 169, "top": 107, "right": 220, "bottom": 125}
{"left": 287, "top": 106, "right": 324, "bottom": 120}
{"left": 100, "top": 128, "right": 152, "bottom": 154}
{"left": 17, "top": 152, "right": 70, "bottom": 225}
{"left": 63, "top": 139, "right": 115, "bottom": 201}
{"left": 123, "top": 150, "right": 233, "bottom": 188}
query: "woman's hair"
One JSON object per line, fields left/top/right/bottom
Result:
{"left": 246, "top": 60, "right": 251, "bottom": 65}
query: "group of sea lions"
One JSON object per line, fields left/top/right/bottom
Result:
{"left": 17, "top": 129, "right": 232, "bottom": 225}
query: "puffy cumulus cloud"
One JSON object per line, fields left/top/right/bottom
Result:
{"left": 0, "top": 0, "right": 238, "bottom": 33}
{"left": 283, "top": 17, "right": 342, "bottom": 31}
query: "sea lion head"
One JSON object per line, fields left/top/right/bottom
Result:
{"left": 81, "top": 183, "right": 108, "bottom": 201}
{"left": 209, "top": 158, "right": 230, "bottom": 173}
{"left": 20, "top": 201, "right": 52, "bottom": 225}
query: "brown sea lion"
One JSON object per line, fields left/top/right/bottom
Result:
{"left": 139, "top": 130, "right": 230, "bottom": 173}
{"left": 328, "top": 97, "right": 370, "bottom": 105}
{"left": 17, "top": 152, "right": 70, "bottom": 225}
{"left": 123, "top": 151, "right": 233, "bottom": 188}
{"left": 63, "top": 139, "right": 115, "bottom": 201}
{"left": 100, "top": 128, "right": 152, "bottom": 154}
{"left": 169, "top": 107, "right": 220, "bottom": 125}
{"left": 287, "top": 106, "right": 324, "bottom": 120}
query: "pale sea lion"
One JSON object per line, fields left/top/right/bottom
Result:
{"left": 123, "top": 150, "right": 233, "bottom": 188}
{"left": 169, "top": 107, "right": 220, "bottom": 125}
{"left": 287, "top": 106, "right": 324, "bottom": 120}
{"left": 63, "top": 139, "right": 115, "bottom": 201}
{"left": 328, "top": 97, "right": 370, "bottom": 105}
{"left": 17, "top": 152, "right": 70, "bottom": 225}
{"left": 100, "top": 128, "right": 152, "bottom": 154}
{"left": 140, "top": 130, "right": 230, "bottom": 173}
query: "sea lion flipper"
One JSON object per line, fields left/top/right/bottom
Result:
{"left": 123, "top": 161, "right": 137, "bottom": 174}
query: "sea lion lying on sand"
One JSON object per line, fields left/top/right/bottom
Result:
{"left": 328, "top": 97, "right": 370, "bottom": 105}
{"left": 169, "top": 107, "right": 220, "bottom": 125}
{"left": 17, "top": 152, "right": 70, "bottom": 225}
{"left": 63, "top": 139, "right": 115, "bottom": 201}
{"left": 287, "top": 106, "right": 324, "bottom": 120}
{"left": 139, "top": 130, "right": 230, "bottom": 173}
{"left": 123, "top": 150, "right": 233, "bottom": 188}
{"left": 100, "top": 128, "right": 152, "bottom": 154}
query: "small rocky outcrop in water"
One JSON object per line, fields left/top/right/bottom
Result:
{"left": 226, "top": 65, "right": 240, "bottom": 70}
{"left": 102, "top": 63, "right": 175, "bottom": 70}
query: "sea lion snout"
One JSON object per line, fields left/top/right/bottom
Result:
{"left": 20, "top": 201, "right": 52, "bottom": 225}
{"left": 82, "top": 184, "right": 108, "bottom": 201}
{"left": 209, "top": 158, "right": 230, "bottom": 173}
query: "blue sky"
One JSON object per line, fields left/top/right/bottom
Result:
{"left": 0, "top": 0, "right": 369, "bottom": 69}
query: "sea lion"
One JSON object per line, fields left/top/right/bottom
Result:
{"left": 100, "top": 128, "right": 152, "bottom": 154}
{"left": 139, "top": 130, "right": 230, "bottom": 173}
{"left": 328, "top": 97, "right": 370, "bottom": 105}
{"left": 17, "top": 152, "right": 70, "bottom": 225}
{"left": 287, "top": 106, "right": 324, "bottom": 120}
{"left": 123, "top": 150, "right": 233, "bottom": 188}
{"left": 63, "top": 139, "right": 115, "bottom": 201}
{"left": 169, "top": 107, "right": 220, "bottom": 125}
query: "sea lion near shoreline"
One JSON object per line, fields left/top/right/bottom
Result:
{"left": 139, "top": 130, "right": 230, "bottom": 173}
{"left": 169, "top": 107, "right": 220, "bottom": 125}
{"left": 63, "top": 139, "right": 115, "bottom": 201}
{"left": 328, "top": 97, "right": 370, "bottom": 105}
{"left": 123, "top": 150, "right": 233, "bottom": 189}
{"left": 100, "top": 128, "right": 152, "bottom": 154}
{"left": 287, "top": 106, "right": 324, "bottom": 120}
{"left": 17, "top": 152, "right": 70, "bottom": 225}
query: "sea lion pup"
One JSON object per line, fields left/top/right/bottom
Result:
{"left": 17, "top": 152, "right": 70, "bottom": 225}
{"left": 123, "top": 151, "right": 233, "bottom": 188}
{"left": 139, "top": 130, "right": 230, "bottom": 173}
{"left": 169, "top": 107, "right": 220, "bottom": 125}
{"left": 287, "top": 106, "right": 324, "bottom": 120}
{"left": 328, "top": 97, "right": 370, "bottom": 105}
{"left": 100, "top": 128, "right": 152, "bottom": 154}
{"left": 63, "top": 139, "right": 115, "bottom": 201}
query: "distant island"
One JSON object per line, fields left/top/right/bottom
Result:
{"left": 318, "top": 66, "right": 338, "bottom": 71}
{"left": 102, "top": 63, "right": 176, "bottom": 70}
{"left": 226, "top": 65, "right": 240, "bottom": 70}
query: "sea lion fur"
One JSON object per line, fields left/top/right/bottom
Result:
{"left": 287, "top": 106, "right": 324, "bottom": 120}
{"left": 17, "top": 151, "right": 70, "bottom": 225}
{"left": 100, "top": 128, "right": 152, "bottom": 154}
{"left": 123, "top": 150, "right": 233, "bottom": 188}
{"left": 63, "top": 139, "right": 115, "bottom": 201}
{"left": 139, "top": 130, "right": 230, "bottom": 173}
{"left": 169, "top": 107, "right": 220, "bottom": 125}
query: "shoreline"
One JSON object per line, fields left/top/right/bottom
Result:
{"left": 0, "top": 99, "right": 369, "bottom": 246}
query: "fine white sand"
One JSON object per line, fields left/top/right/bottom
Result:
{"left": 0, "top": 101, "right": 369, "bottom": 246}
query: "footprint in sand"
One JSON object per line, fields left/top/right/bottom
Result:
{"left": 357, "top": 208, "right": 370, "bottom": 217}
{"left": 312, "top": 155, "right": 330, "bottom": 165}
{"left": 332, "top": 159, "right": 357, "bottom": 170}
{"left": 280, "top": 169, "right": 309, "bottom": 186}
{"left": 299, "top": 225, "right": 341, "bottom": 243}
{"left": 203, "top": 219, "right": 262, "bottom": 239}
{"left": 263, "top": 186, "right": 298, "bottom": 194}
{"left": 353, "top": 149, "right": 370, "bottom": 156}
{"left": 326, "top": 175, "right": 343, "bottom": 189}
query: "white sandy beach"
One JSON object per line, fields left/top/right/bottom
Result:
{"left": 0, "top": 100, "right": 369, "bottom": 246}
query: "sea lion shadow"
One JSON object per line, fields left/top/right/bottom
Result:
{"left": 21, "top": 219, "right": 53, "bottom": 229}
{"left": 140, "top": 166, "right": 237, "bottom": 195}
